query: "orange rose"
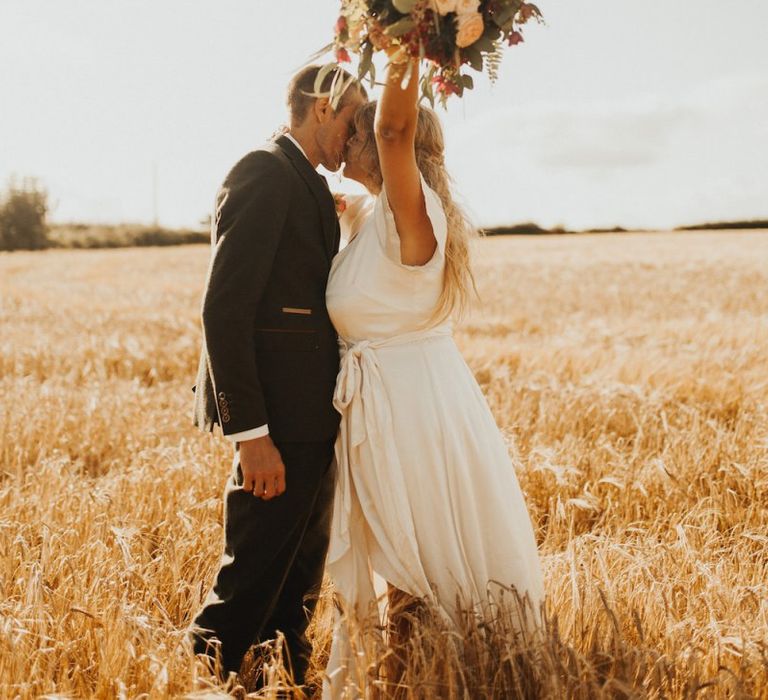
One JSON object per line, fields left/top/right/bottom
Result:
{"left": 455, "top": 11, "right": 484, "bottom": 48}
{"left": 455, "top": 0, "right": 480, "bottom": 14}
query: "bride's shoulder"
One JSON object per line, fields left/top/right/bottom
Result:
{"left": 375, "top": 173, "right": 449, "bottom": 269}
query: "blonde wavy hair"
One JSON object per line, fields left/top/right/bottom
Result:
{"left": 353, "top": 102, "right": 479, "bottom": 323}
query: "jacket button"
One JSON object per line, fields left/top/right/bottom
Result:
{"left": 218, "top": 391, "right": 226, "bottom": 399}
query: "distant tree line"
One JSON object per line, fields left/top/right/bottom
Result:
{"left": 50, "top": 223, "right": 208, "bottom": 249}
{"left": 675, "top": 220, "right": 768, "bottom": 231}
{"left": 0, "top": 178, "right": 51, "bottom": 250}
{"left": 0, "top": 178, "right": 208, "bottom": 252}
{"left": 483, "top": 223, "right": 629, "bottom": 236}
{"left": 2, "top": 178, "right": 765, "bottom": 250}
{"left": 484, "top": 221, "right": 768, "bottom": 236}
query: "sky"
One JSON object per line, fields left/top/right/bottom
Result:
{"left": 1, "top": 0, "right": 767, "bottom": 230}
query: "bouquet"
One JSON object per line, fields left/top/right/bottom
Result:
{"left": 328, "top": 0, "right": 543, "bottom": 105}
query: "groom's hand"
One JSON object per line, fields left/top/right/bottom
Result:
{"left": 238, "top": 436, "right": 286, "bottom": 500}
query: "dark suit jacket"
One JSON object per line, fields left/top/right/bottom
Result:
{"left": 193, "top": 135, "right": 341, "bottom": 443}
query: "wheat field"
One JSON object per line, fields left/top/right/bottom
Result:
{"left": 1, "top": 231, "right": 767, "bottom": 699}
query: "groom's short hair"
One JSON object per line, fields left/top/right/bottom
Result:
{"left": 287, "top": 65, "right": 366, "bottom": 124}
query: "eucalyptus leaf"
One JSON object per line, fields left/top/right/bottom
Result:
{"left": 473, "top": 35, "right": 497, "bottom": 52}
{"left": 328, "top": 68, "right": 343, "bottom": 109}
{"left": 313, "top": 63, "right": 337, "bottom": 96}
{"left": 330, "top": 74, "right": 358, "bottom": 110}
{"left": 358, "top": 42, "right": 374, "bottom": 81}
{"left": 494, "top": 1, "right": 522, "bottom": 27}
{"left": 392, "top": 0, "right": 417, "bottom": 13}
{"left": 386, "top": 17, "right": 417, "bottom": 36}
{"left": 461, "top": 74, "right": 474, "bottom": 89}
{"left": 306, "top": 42, "right": 334, "bottom": 64}
{"left": 463, "top": 46, "right": 483, "bottom": 71}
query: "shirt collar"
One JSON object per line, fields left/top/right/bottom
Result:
{"left": 284, "top": 132, "right": 310, "bottom": 162}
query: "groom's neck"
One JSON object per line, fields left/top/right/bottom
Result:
{"left": 287, "top": 127, "right": 320, "bottom": 169}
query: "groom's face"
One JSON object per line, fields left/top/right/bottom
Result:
{"left": 315, "top": 93, "right": 366, "bottom": 172}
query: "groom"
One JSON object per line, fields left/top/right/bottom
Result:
{"left": 190, "top": 64, "right": 366, "bottom": 687}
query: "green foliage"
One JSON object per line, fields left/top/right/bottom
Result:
{"left": 0, "top": 178, "right": 51, "bottom": 251}
{"left": 676, "top": 220, "right": 768, "bottom": 231}
{"left": 332, "top": 0, "right": 545, "bottom": 107}
{"left": 486, "top": 42, "right": 504, "bottom": 84}
{"left": 385, "top": 16, "right": 417, "bottom": 36}
{"left": 392, "top": 0, "right": 417, "bottom": 12}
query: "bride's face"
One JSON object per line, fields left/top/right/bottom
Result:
{"left": 343, "top": 129, "right": 380, "bottom": 193}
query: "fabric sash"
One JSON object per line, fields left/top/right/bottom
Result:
{"left": 328, "top": 326, "right": 452, "bottom": 604}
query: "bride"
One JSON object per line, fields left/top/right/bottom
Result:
{"left": 323, "top": 52, "right": 545, "bottom": 696}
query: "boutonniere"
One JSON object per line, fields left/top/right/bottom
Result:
{"left": 333, "top": 193, "right": 348, "bottom": 217}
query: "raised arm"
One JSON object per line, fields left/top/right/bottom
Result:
{"left": 375, "top": 53, "right": 437, "bottom": 266}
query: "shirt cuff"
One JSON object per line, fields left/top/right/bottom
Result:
{"left": 224, "top": 424, "right": 269, "bottom": 442}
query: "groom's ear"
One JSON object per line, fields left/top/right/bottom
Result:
{"left": 313, "top": 97, "right": 333, "bottom": 124}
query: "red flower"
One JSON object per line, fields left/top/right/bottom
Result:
{"left": 336, "top": 47, "right": 351, "bottom": 63}
{"left": 432, "top": 74, "right": 459, "bottom": 96}
{"left": 508, "top": 30, "right": 524, "bottom": 46}
{"left": 333, "top": 193, "right": 347, "bottom": 216}
{"left": 335, "top": 16, "right": 348, "bottom": 35}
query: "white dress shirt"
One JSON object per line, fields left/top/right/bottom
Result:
{"left": 224, "top": 132, "right": 312, "bottom": 444}
{"left": 284, "top": 132, "right": 309, "bottom": 160}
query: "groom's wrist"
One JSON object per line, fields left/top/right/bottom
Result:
{"left": 224, "top": 424, "right": 269, "bottom": 442}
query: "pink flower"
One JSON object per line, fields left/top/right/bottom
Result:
{"left": 336, "top": 47, "right": 351, "bottom": 63}
{"left": 335, "top": 16, "right": 348, "bottom": 35}
{"left": 508, "top": 30, "right": 524, "bottom": 46}
{"left": 432, "top": 74, "right": 459, "bottom": 96}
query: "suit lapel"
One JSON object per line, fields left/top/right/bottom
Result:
{"left": 276, "top": 135, "right": 337, "bottom": 259}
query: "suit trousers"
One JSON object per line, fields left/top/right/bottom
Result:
{"left": 191, "top": 439, "right": 336, "bottom": 684}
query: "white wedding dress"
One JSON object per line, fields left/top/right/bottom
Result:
{"left": 322, "top": 176, "right": 544, "bottom": 697}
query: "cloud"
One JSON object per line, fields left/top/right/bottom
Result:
{"left": 449, "top": 97, "right": 697, "bottom": 172}
{"left": 533, "top": 104, "right": 695, "bottom": 170}
{"left": 442, "top": 74, "right": 768, "bottom": 228}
